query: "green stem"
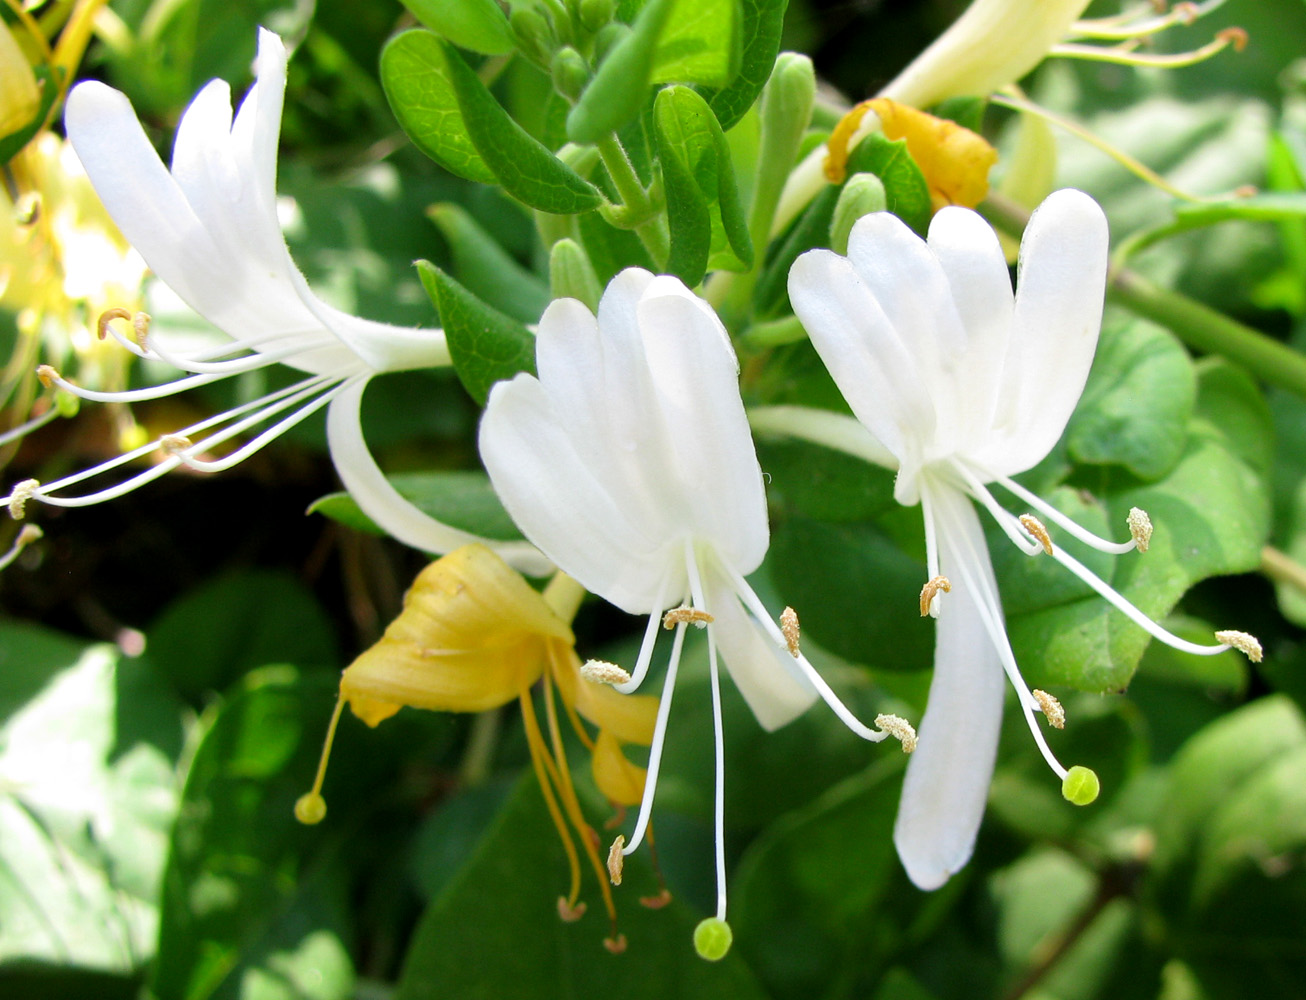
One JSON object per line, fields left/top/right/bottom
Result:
{"left": 458, "top": 707, "right": 502, "bottom": 788}
{"left": 595, "top": 134, "right": 668, "bottom": 265}
{"left": 1108, "top": 269, "right": 1306, "bottom": 398}
{"left": 1261, "top": 545, "right": 1306, "bottom": 595}
{"left": 747, "top": 405, "right": 897, "bottom": 469}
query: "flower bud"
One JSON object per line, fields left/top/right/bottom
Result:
{"left": 549, "top": 237, "right": 602, "bottom": 310}
{"left": 551, "top": 46, "right": 590, "bottom": 103}
{"left": 510, "top": 7, "right": 555, "bottom": 62}
{"left": 829, "top": 173, "right": 887, "bottom": 255}
{"left": 592, "top": 22, "right": 630, "bottom": 64}
{"left": 578, "top": 0, "right": 615, "bottom": 34}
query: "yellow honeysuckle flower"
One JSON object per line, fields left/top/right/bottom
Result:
{"left": 297, "top": 543, "right": 658, "bottom": 953}
{"left": 823, "top": 98, "right": 998, "bottom": 212}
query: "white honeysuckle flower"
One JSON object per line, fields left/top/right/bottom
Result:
{"left": 2, "top": 27, "right": 547, "bottom": 575}
{"left": 479, "top": 267, "right": 907, "bottom": 942}
{"left": 788, "top": 189, "right": 1262, "bottom": 891}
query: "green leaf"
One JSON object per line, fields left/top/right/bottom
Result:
{"left": 441, "top": 41, "right": 603, "bottom": 212}
{"left": 393, "top": 771, "right": 770, "bottom": 999}
{"left": 651, "top": 0, "right": 740, "bottom": 89}
{"left": 149, "top": 668, "right": 355, "bottom": 1000}
{"left": 400, "top": 0, "right": 515, "bottom": 54}
{"left": 0, "top": 625, "right": 182, "bottom": 973}
{"left": 846, "top": 133, "right": 932, "bottom": 236}
{"left": 653, "top": 85, "right": 753, "bottom": 284}
{"left": 310, "top": 470, "right": 525, "bottom": 542}
{"left": 755, "top": 437, "right": 896, "bottom": 523}
{"left": 0, "top": 66, "right": 62, "bottom": 166}
{"left": 427, "top": 203, "right": 551, "bottom": 323}
{"left": 567, "top": 0, "right": 675, "bottom": 143}
{"left": 731, "top": 758, "right": 911, "bottom": 998}
{"left": 381, "top": 30, "right": 497, "bottom": 184}
{"left": 1066, "top": 319, "right": 1196, "bottom": 481}
{"left": 146, "top": 570, "right": 339, "bottom": 702}
{"left": 418, "top": 260, "right": 537, "bottom": 405}
{"left": 703, "top": 0, "right": 788, "bottom": 132}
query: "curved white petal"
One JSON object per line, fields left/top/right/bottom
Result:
{"left": 703, "top": 564, "right": 818, "bottom": 731}
{"left": 788, "top": 249, "right": 929, "bottom": 468}
{"left": 894, "top": 486, "right": 1005, "bottom": 891}
{"left": 328, "top": 379, "right": 551, "bottom": 575}
{"left": 926, "top": 206, "right": 1014, "bottom": 443}
{"left": 480, "top": 373, "right": 673, "bottom": 612}
{"left": 981, "top": 189, "right": 1108, "bottom": 475}
{"left": 639, "top": 278, "right": 769, "bottom": 574}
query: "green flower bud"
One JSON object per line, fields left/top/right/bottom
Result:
{"left": 829, "top": 173, "right": 888, "bottom": 255}
{"left": 510, "top": 7, "right": 555, "bottom": 62}
{"left": 1061, "top": 765, "right": 1100, "bottom": 806}
{"left": 693, "top": 917, "right": 733, "bottom": 961}
{"left": 549, "top": 238, "right": 602, "bottom": 310}
{"left": 551, "top": 47, "right": 589, "bottom": 103}
{"left": 591, "top": 22, "right": 630, "bottom": 64}
{"left": 578, "top": 0, "right": 615, "bottom": 34}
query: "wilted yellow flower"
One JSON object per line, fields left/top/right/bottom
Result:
{"left": 298, "top": 544, "right": 659, "bottom": 952}
{"left": 824, "top": 98, "right": 998, "bottom": 211}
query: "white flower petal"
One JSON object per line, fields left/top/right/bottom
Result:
{"left": 894, "top": 487, "right": 1005, "bottom": 891}
{"left": 480, "top": 373, "right": 673, "bottom": 612}
{"left": 704, "top": 569, "right": 817, "bottom": 731}
{"left": 327, "top": 379, "right": 550, "bottom": 575}
{"left": 639, "top": 278, "right": 769, "bottom": 574}
{"left": 926, "top": 206, "right": 1014, "bottom": 442}
{"left": 982, "top": 188, "right": 1108, "bottom": 475}
{"left": 788, "top": 249, "right": 928, "bottom": 467}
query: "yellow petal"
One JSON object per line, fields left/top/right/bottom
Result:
{"left": 551, "top": 644, "right": 659, "bottom": 746}
{"left": 867, "top": 98, "right": 998, "bottom": 211}
{"left": 591, "top": 729, "right": 648, "bottom": 807}
{"left": 0, "top": 25, "right": 40, "bottom": 140}
{"left": 340, "top": 544, "right": 568, "bottom": 721}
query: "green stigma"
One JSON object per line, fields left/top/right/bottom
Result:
{"left": 693, "top": 917, "right": 733, "bottom": 961}
{"left": 294, "top": 791, "right": 327, "bottom": 825}
{"left": 1061, "top": 765, "right": 1100, "bottom": 806}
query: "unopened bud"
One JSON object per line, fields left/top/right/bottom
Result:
{"left": 829, "top": 173, "right": 887, "bottom": 255}
{"left": 578, "top": 0, "right": 615, "bottom": 34}
{"left": 510, "top": 7, "right": 555, "bottom": 61}
{"left": 551, "top": 47, "right": 589, "bottom": 102}
{"left": 693, "top": 916, "right": 733, "bottom": 961}
{"left": 592, "top": 22, "right": 630, "bottom": 63}
{"left": 549, "top": 238, "right": 602, "bottom": 310}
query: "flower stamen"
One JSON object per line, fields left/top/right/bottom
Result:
{"left": 875, "top": 713, "right": 918, "bottom": 753}
{"left": 1215, "top": 629, "right": 1263, "bottom": 662}
{"left": 0, "top": 524, "right": 43, "bottom": 572}
{"left": 294, "top": 694, "right": 345, "bottom": 826}
{"left": 581, "top": 659, "right": 633, "bottom": 686}
{"left": 919, "top": 575, "right": 952, "bottom": 617}
{"left": 1127, "top": 507, "right": 1153, "bottom": 552}
{"left": 607, "top": 835, "right": 625, "bottom": 885}
{"left": 1019, "top": 513, "right": 1054, "bottom": 555}
{"left": 7, "top": 479, "right": 40, "bottom": 519}
{"left": 663, "top": 605, "right": 714, "bottom": 629}
{"left": 1032, "top": 689, "right": 1066, "bottom": 729}
{"left": 780, "top": 606, "right": 801, "bottom": 656}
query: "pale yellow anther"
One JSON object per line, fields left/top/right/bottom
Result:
{"left": 160, "top": 434, "right": 194, "bottom": 457}
{"left": 780, "top": 606, "right": 801, "bottom": 657}
{"left": 556, "top": 896, "right": 587, "bottom": 922}
{"left": 1215, "top": 630, "right": 1263, "bottom": 663}
{"left": 875, "top": 713, "right": 918, "bottom": 753}
{"left": 35, "top": 364, "right": 59, "bottom": 388}
{"left": 607, "top": 834, "right": 625, "bottom": 885}
{"left": 16, "top": 525, "right": 42, "bottom": 546}
{"left": 7, "top": 479, "right": 40, "bottom": 519}
{"left": 97, "top": 306, "right": 132, "bottom": 340}
{"left": 581, "top": 659, "right": 633, "bottom": 687}
{"left": 662, "top": 605, "right": 714, "bottom": 629}
{"left": 919, "top": 575, "right": 951, "bottom": 617}
{"left": 1127, "top": 507, "right": 1153, "bottom": 553}
{"left": 1032, "top": 689, "right": 1066, "bottom": 729}
{"left": 1020, "top": 514, "right": 1053, "bottom": 555}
